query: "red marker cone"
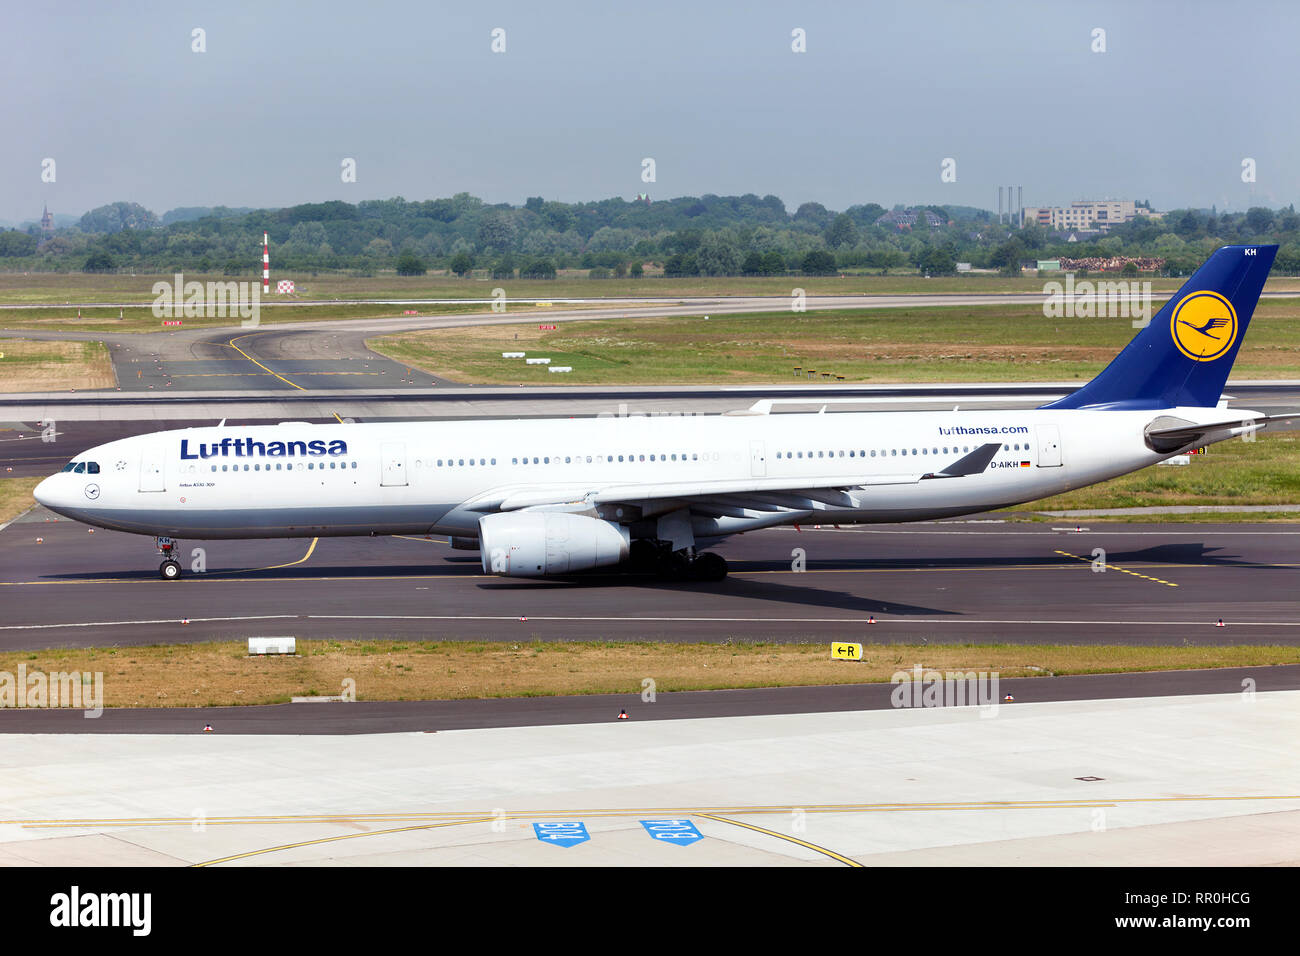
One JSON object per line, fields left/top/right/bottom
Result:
{"left": 1216, "top": 618, "right": 1225, "bottom": 627}
{"left": 867, "top": 615, "right": 875, "bottom": 624}
{"left": 617, "top": 709, "right": 629, "bottom": 720}
{"left": 1003, "top": 694, "right": 1015, "bottom": 702}
{"left": 181, "top": 618, "right": 189, "bottom": 625}
{"left": 203, "top": 724, "right": 213, "bottom": 732}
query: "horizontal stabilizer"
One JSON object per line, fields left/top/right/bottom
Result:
{"left": 1144, "top": 410, "right": 1300, "bottom": 453}
{"left": 924, "top": 442, "right": 1002, "bottom": 479}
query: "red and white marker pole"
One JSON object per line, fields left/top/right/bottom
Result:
{"left": 262, "top": 232, "right": 270, "bottom": 294}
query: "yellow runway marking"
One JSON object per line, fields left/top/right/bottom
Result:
{"left": 191, "top": 817, "right": 495, "bottom": 867}
{"left": 15, "top": 793, "right": 1300, "bottom": 830}
{"left": 211, "top": 537, "right": 318, "bottom": 575}
{"left": 695, "top": 812, "right": 861, "bottom": 866}
{"left": 226, "top": 333, "right": 305, "bottom": 390}
{"left": 1055, "top": 549, "right": 1180, "bottom": 587}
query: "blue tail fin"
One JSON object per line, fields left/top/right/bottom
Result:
{"left": 1042, "top": 244, "right": 1277, "bottom": 410}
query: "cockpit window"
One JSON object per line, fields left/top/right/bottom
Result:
{"left": 61, "top": 462, "right": 76, "bottom": 472}
{"left": 73, "top": 462, "right": 86, "bottom": 474}
{"left": 86, "top": 462, "right": 100, "bottom": 474}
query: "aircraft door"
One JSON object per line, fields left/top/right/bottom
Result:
{"left": 1036, "top": 425, "right": 1063, "bottom": 467}
{"left": 750, "top": 440, "right": 767, "bottom": 477}
{"left": 380, "top": 442, "right": 408, "bottom": 487}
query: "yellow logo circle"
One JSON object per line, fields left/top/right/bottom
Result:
{"left": 1170, "top": 291, "right": 1238, "bottom": 362}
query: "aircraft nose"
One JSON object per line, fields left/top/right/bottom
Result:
{"left": 33, "top": 475, "right": 53, "bottom": 507}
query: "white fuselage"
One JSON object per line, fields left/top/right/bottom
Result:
{"left": 33, "top": 406, "right": 1227, "bottom": 542}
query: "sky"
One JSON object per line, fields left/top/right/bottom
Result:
{"left": 3, "top": 0, "right": 1298, "bottom": 224}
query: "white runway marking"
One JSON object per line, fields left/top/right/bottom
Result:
{"left": 0, "top": 614, "right": 297, "bottom": 631}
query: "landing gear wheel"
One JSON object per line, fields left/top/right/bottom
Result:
{"left": 159, "top": 559, "right": 182, "bottom": 581}
{"left": 658, "top": 550, "right": 692, "bottom": 581}
{"left": 691, "top": 552, "right": 728, "bottom": 582}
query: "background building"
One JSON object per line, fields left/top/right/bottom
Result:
{"left": 1020, "top": 200, "right": 1162, "bottom": 232}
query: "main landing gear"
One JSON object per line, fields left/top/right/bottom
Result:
{"left": 155, "top": 536, "right": 182, "bottom": 580}
{"left": 627, "top": 540, "right": 728, "bottom": 582}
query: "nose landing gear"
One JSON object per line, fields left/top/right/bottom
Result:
{"left": 156, "top": 536, "right": 183, "bottom": 580}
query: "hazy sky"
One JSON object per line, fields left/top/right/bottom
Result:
{"left": 4, "top": 0, "right": 1297, "bottom": 223}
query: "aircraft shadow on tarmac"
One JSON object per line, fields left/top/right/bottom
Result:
{"left": 40, "top": 540, "right": 1261, "bottom": 587}
{"left": 477, "top": 572, "right": 955, "bottom": 617}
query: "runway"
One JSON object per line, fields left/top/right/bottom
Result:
{"left": 3, "top": 504, "right": 1297, "bottom": 648}
{"left": 6, "top": 294, "right": 1023, "bottom": 394}
{"left": 10, "top": 288, "right": 1298, "bottom": 395}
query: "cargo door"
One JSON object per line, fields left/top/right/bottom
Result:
{"left": 380, "top": 442, "right": 408, "bottom": 487}
{"left": 1036, "top": 425, "right": 1063, "bottom": 467}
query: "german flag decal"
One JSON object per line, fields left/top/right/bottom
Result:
{"left": 1020, "top": 461, "right": 1031, "bottom": 467}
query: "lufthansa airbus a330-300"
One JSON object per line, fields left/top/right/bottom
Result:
{"left": 34, "top": 245, "right": 1292, "bottom": 582}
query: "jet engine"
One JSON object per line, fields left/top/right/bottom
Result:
{"left": 478, "top": 511, "right": 630, "bottom": 577}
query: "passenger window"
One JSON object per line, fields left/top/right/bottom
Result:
{"left": 491, "top": 458, "right": 496, "bottom": 465}
{"left": 211, "top": 465, "right": 217, "bottom": 472}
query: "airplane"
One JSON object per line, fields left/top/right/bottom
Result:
{"left": 34, "top": 244, "right": 1294, "bottom": 582}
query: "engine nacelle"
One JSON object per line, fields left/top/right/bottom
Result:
{"left": 478, "top": 512, "right": 630, "bottom": 577}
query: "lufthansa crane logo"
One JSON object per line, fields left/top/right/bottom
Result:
{"left": 1170, "top": 291, "right": 1238, "bottom": 362}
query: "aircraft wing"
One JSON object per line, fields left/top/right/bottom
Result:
{"left": 466, "top": 442, "right": 1003, "bottom": 516}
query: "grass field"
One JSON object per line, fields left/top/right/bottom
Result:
{"left": 369, "top": 299, "right": 1300, "bottom": 384}
{"left": 5, "top": 639, "right": 1299, "bottom": 708}
{"left": 0, "top": 477, "right": 41, "bottom": 525}
{"left": 0, "top": 339, "right": 114, "bottom": 390}
{"left": 0, "top": 270, "right": 1232, "bottom": 306}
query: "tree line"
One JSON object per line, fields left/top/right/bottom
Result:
{"left": 2, "top": 194, "right": 1299, "bottom": 277}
